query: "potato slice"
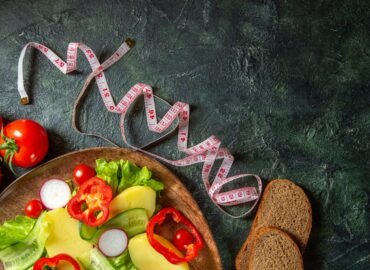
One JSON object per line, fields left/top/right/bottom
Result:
{"left": 129, "top": 233, "right": 189, "bottom": 270}
{"left": 109, "top": 186, "right": 156, "bottom": 218}
{"left": 45, "top": 208, "right": 93, "bottom": 270}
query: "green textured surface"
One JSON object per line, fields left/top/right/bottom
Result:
{"left": 0, "top": 0, "right": 369, "bottom": 269}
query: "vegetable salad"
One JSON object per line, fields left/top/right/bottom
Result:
{"left": 0, "top": 159, "right": 203, "bottom": 270}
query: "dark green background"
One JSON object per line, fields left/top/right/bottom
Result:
{"left": 0, "top": 0, "right": 369, "bottom": 269}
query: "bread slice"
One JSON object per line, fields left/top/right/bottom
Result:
{"left": 248, "top": 227, "right": 303, "bottom": 270}
{"left": 236, "top": 179, "right": 312, "bottom": 270}
{"left": 235, "top": 231, "right": 255, "bottom": 270}
{"left": 252, "top": 179, "right": 312, "bottom": 250}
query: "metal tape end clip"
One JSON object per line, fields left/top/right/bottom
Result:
{"left": 125, "top": 38, "right": 135, "bottom": 48}
{"left": 20, "top": 97, "right": 29, "bottom": 105}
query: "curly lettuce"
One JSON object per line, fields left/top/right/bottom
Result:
{"left": 95, "top": 159, "right": 164, "bottom": 195}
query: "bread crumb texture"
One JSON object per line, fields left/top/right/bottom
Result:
{"left": 249, "top": 228, "right": 303, "bottom": 270}
{"left": 256, "top": 180, "right": 311, "bottom": 250}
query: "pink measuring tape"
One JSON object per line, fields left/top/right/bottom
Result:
{"left": 17, "top": 39, "right": 262, "bottom": 218}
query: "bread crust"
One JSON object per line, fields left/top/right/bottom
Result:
{"left": 235, "top": 179, "right": 312, "bottom": 270}
{"left": 235, "top": 230, "right": 254, "bottom": 270}
{"left": 247, "top": 227, "right": 304, "bottom": 270}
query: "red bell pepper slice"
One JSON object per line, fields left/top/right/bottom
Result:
{"left": 33, "top": 253, "right": 80, "bottom": 270}
{"left": 146, "top": 207, "right": 204, "bottom": 264}
{"left": 67, "top": 177, "right": 112, "bottom": 227}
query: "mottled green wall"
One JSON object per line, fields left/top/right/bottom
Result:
{"left": 0, "top": 0, "right": 369, "bottom": 269}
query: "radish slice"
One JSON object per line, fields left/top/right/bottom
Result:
{"left": 39, "top": 179, "right": 71, "bottom": 209}
{"left": 98, "top": 229, "right": 128, "bottom": 257}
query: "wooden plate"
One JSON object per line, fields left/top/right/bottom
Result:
{"left": 0, "top": 147, "right": 222, "bottom": 270}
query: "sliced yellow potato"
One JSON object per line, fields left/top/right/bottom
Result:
{"left": 129, "top": 233, "right": 189, "bottom": 270}
{"left": 109, "top": 186, "right": 156, "bottom": 218}
{"left": 45, "top": 208, "right": 93, "bottom": 270}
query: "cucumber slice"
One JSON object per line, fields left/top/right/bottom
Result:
{"left": 0, "top": 213, "right": 49, "bottom": 270}
{"left": 78, "top": 248, "right": 115, "bottom": 270}
{"left": 79, "top": 222, "right": 98, "bottom": 240}
{"left": 104, "top": 208, "right": 148, "bottom": 237}
{"left": 77, "top": 251, "right": 91, "bottom": 270}
{"left": 92, "top": 208, "right": 148, "bottom": 242}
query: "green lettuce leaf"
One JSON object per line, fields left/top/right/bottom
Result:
{"left": 118, "top": 160, "right": 164, "bottom": 193}
{"left": 95, "top": 159, "right": 164, "bottom": 194}
{"left": 0, "top": 213, "right": 49, "bottom": 270}
{"left": 108, "top": 250, "right": 138, "bottom": 270}
{"left": 95, "top": 159, "right": 120, "bottom": 195}
{"left": 0, "top": 215, "right": 36, "bottom": 250}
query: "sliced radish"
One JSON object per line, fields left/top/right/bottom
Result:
{"left": 98, "top": 229, "right": 128, "bottom": 257}
{"left": 39, "top": 179, "right": 71, "bottom": 209}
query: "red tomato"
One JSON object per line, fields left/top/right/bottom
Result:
{"left": 0, "top": 119, "right": 48, "bottom": 168}
{"left": 73, "top": 164, "right": 96, "bottom": 186}
{"left": 172, "top": 228, "right": 194, "bottom": 252}
{"left": 24, "top": 199, "right": 44, "bottom": 218}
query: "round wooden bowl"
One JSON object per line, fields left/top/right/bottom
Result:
{"left": 0, "top": 147, "right": 222, "bottom": 270}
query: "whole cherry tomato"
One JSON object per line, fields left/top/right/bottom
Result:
{"left": 73, "top": 164, "right": 96, "bottom": 186}
{"left": 172, "top": 228, "right": 195, "bottom": 252}
{"left": 0, "top": 119, "right": 48, "bottom": 169}
{"left": 24, "top": 199, "right": 44, "bottom": 218}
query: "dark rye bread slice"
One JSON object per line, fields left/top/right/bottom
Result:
{"left": 236, "top": 179, "right": 312, "bottom": 270}
{"left": 251, "top": 179, "right": 312, "bottom": 250}
{"left": 248, "top": 227, "right": 304, "bottom": 270}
